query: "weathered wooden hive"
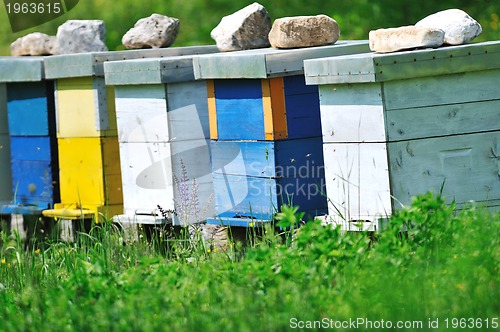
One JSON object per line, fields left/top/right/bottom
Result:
{"left": 103, "top": 46, "right": 218, "bottom": 226}
{"left": 193, "top": 41, "right": 370, "bottom": 226}
{"left": 0, "top": 56, "right": 59, "bottom": 233}
{"left": 41, "top": 47, "right": 217, "bottom": 222}
{"left": 304, "top": 41, "right": 500, "bottom": 230}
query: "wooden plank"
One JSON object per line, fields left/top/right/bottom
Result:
{"left": 262, "top": 79, "right": 274, "bottom": 140}
{"left": 388, "top": 131, "right": 500, "bottom": 208}
{"left": 265, "top": 41, "right": 370, "bottom": 77}
{"left": 57, "top": 137, "right": 105, "bottom": 205}
{"left": 170, "top": 139, "right": 215, "bottom": 225}
{"left": 304, "top": 53, "right": 377, "bottom": 85}
{"left": 214, "top": 79, "right": 265, "bottom": 140}
{"left": 44, "top": 54, "right": 96, "bottom": 79}
{"left": 10, "top": 136, "right": 52, "bottom": 161}
{"left": 269, "top": 77, "right": 288, "bottom": 140}
{"left": 212, "top": 173, "right": 278, "bottom": 221}
{"left": 194, "top": 41, "right": 369, "bottom": 79}
{"left": 383, "top": 69, "right": 500, "bottom": 111}
{"left": 101, "top": 137, "right": 123, "bottom": 205}
{"left": 7, "top": 82, "right": 49, "bottom": 136}
{"left": 114, "top": 85, "right": 169, "bottom": 143}
{"left": 375, "top": 41, "right": 500, "bottom": 82}
{"left": 323, "top": 142, "right": 392, "bottom": 221}
{"left": 166, "top": 80, "right": 210, "bottom": 141}
{"left": 104, "top": 56, "right": 211, "bottom": 85}
{"left": 171, "top": 139, "right": 213, "bottom": 181}
{"left": 56, "top": 77, "right": 98, "bottom": 138}
{"left": 0, "top": 56, "right": 44, "bottom": 82}
{"left": 211, "top": 141, "right": 276, "bottom": 178}
{"left": 386, "top": 99, "right": 500, "bottom": 141}
{"left": 118, "top": 141, "right": 175, "bottom": 215}
{"left": 193, "top": 49, "right": 268, "bottom": 79}
{"left": 207, "top": 80, "right": 218, "bottom": 140}
{"left": 318, "top": 83, "right": 386, "bottom": 143}
{"left": 283, "top": 77, "right": 322, "bottom": 139}
{"left": 56, "top": 77, "right": 117, "bottom": 138}
{"left": 304, "top": 41, "right": 500, "bottom": 84}
{"left": 10, "top": 160, "right": 55, "bottom": 208}
{"left": 275, "top": 138, "right": 328, "bottom": 214}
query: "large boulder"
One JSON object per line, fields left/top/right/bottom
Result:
{"left": 10, "top": 32, "right": 58, "bottom": 56}
{"left": 269, "top": 15, "right": 340, "bottom": 49}
{"left": 211, "top": 2, "right": 272, "bottom": 52}
{"left": 122, "top": 14, "right": 179, "bottom": 49}
{"left": 369, "top": 26, "right": 445, "bottom": 53}
{"left": 415, "top": 9, "right": 482, "bottom": 45}
{"left": 56, "top": 20, "right": 108, "bottom": 54}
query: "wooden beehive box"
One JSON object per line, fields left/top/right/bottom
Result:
{"left": 304, "top": 41, "right": 500, "bottom": 227}
{"left": 42, "top": 46, "right": 218, "bottom": 222}
{"left": 0, "top": 57, "right": 59, "bottom": 216}
{"left": 193, "top": 41, "right": 370, "bottom": 226}
{"left": 104, "top": 49, "right": 218, "bottom": 226}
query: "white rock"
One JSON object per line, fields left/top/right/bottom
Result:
{"left": 56, "top": 20, "right": 108, "bottom": 54}
{"left": 369, "top": 26, "right": 445, "bottom": 53}
{"left": 269, "top": 15, "right": 340, "bottom": 49}
{"left": 10, "top": 32, "right": 58, "bottom": 56}
{"left": 211, "top": 2, "right": 272, "bottom": 52}
{"left": 122, "top": 14, "right": 179, "bottom": 49}
{"left": 416, "top": 9, "right": 482, "bottom": 45}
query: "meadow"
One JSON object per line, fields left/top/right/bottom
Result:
{"left": 0, "top": 192, "right": 499, "bottom": 331}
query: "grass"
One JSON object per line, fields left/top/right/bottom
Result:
{"left": 0, "top": 192, "right": 499, "bottom": 331}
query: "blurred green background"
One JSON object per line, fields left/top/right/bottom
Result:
{"left": 0, "top": 0, "right": 498, "bottom": 55}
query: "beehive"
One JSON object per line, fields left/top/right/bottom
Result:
{"left": 104, "top": 49, "right": 218, "bottom": 226}
{"left": 42, "top": 46, "right": 217, "bottom": 222}
{"left": 0, "top": 57, "right": 59, "bottom": 221}
{"left": 193, "top": 41, "right": 370, "bottom": 226}
{"left": 304, "top": 41, "right": 500, "bottom": 229}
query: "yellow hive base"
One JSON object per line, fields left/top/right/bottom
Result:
{"left": 43, "top": 203, "right": 123, "bottom": 222}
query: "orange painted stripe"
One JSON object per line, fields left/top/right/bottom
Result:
{"left": 206, "top": 80, "right": 218, "bottom": 140}
{"left": 262, "top": 79, "right": 274, "bottom": 140}
{"left": 269, "top": 77, "right": 287, "bottom": 140}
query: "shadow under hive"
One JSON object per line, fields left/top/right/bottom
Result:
{"left": 103, "top": 46, "right": 219, "bottom": 226}
{"left": 304, "top": 40, "right": 500, "bottom": 230}
{"left": 193, "top": 41, "right": 370, "bottom": 226}
{"left": 0, "top": 57, "right": 59, "bottom": 233}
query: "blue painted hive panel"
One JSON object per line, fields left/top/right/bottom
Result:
{"left": 274, "top": 137, "right": 327, "bottom": 216}
{"left": 213, "top": 79, "right": 265, "bottom": 140}
{"left": 209, "top": 138, "right": 327, "bottom": 224}
{"left": 11, "top": 159, "right": 57, "bottom": 208}
{"left": 7, "top": 82, "right": 54, "bottom": 136}
{"left": 283, "top": 76, "right": 322, "bottom": 139}
{"left": 10, "top": 136, "right": 54, "bottom": 161}
{"left": 9, "top": 136, "right": 59, "bottom": 208}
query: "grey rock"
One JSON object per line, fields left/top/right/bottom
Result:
{"left": 269, "top": 15, "right": 340, "bottom": 49}
{"left": 122, "top": 13, "right": 180, "bottom": 49}
{"left": 211, "top": 2, "right": 272, "bottom": 52}
{"left": 415, "top": 9, "right": 482, "bottom": 45}
{"left": 56, "top": 20, "right": 108, "bottom": 54}
{"left": 369, "top": 26, "right": 445, "bottom": 53}
{"left": 10, "top": 32, "right": 58, "bottom": 56}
